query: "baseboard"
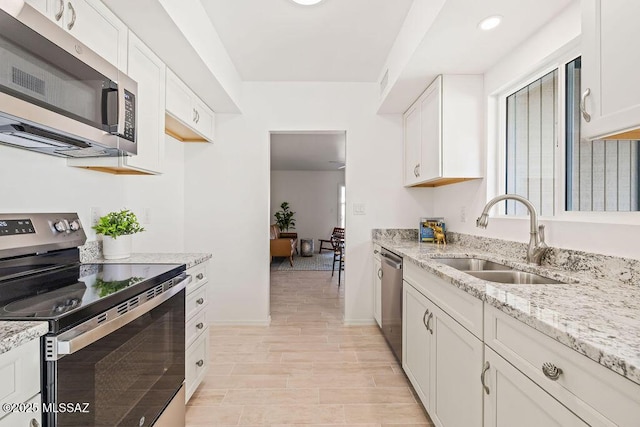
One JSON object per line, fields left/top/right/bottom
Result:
{"left": 342, "top": 318, "right": 377, "bottom": 326}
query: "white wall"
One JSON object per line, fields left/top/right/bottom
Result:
{"left": 270, "top": 170, "right": 344, "bottom": 244}
{"left": 433, "top": 1, "right": 640, "bottom": 260}
{"left": 184, "top": 81, "right": 434, "bottom": 325}
{"left": 0, "top": 135, "right": 185, "bottom": 253}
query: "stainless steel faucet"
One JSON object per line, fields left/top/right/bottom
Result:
{"left": 476, "top": 194, "right": 548, "bottom": 265}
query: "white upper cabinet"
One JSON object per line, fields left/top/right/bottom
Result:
{"left": 403, "top": 75, "right": 483, "bottom": 187}
{"left": 68, "top": 32, "right": 166, "bottom": 174}
{"left": 581, "top": 0, "right": 640, "bottom": 139}
{"left": 165, "top": 69, "right": 215, "bottom": 143}
{"left": 26, "top": 0, "right": 127, "bottom": 70}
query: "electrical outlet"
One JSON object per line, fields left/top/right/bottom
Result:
{"left": 90, "top": 207, "right": 100, "bottom": 227}
{"left": 143, "top": 208, "right": 151, "bottom": 225}
{"left": 460, "top": 205, "right": 467, "bottom": 223}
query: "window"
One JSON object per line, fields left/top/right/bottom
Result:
{"left": 503, "top": 54, "right": 640, "bottom": 216}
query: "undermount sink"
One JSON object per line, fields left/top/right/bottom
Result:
{"left": 465, "top": 270, "right": 566, "bottom": 285}
{"left": 434, "top": 257, "right": 566, "bottom": 285}
{"left": 435, "top": 257, "right": 512, "bottom": 271}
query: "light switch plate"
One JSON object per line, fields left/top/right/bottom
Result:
{"left": 353, "top": 203, "right": 366, "bottom": 215}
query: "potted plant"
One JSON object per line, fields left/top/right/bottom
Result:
{"left": 93, "top": 209, "right": 144, "bottom": 260}
{"left": 274, "top": 202, "right": 296, "bottom": 232}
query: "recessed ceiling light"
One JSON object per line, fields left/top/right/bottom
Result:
{"left": 290, "top": 0, "right": 324, "bottom": 5}
{"left": 478, "top": 15, "right": 502, "bottom": 31}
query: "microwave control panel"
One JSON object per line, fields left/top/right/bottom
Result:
{"left": 123, "top": 90, "right": 136, "bottom": 142}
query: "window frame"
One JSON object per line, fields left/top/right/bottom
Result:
{"left": 493, "top": 40, "right": 640, "bottom": 225}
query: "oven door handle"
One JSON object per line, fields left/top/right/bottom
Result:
{"left": 49, "top": 274, "right": 191, "bottom": 361}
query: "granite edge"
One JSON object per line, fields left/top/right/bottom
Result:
{"left": 0, "top": 321, "right": 49, "bottom": 355}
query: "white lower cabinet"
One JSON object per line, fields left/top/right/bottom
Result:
{"left": 0, "top": 339, "right": 41, "bottom": 427}
{"left": 185, "top": 261, "right": 209, "bottom": 402}
{"left": 372, "top": 244, "right": 382, "bottom": 327}
{"left": 483, "top": 346, "right": 588, "bottom": 427}
{"left": 402, "top": 280, "right": 482, "bottom": 427}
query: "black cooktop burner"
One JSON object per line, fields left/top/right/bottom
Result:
{"left": 0, "top": 262, "right": 185, "bottom": 333}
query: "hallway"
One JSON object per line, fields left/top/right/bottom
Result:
{"left": 186, "top": 271, "right": 433, "bottom": 426}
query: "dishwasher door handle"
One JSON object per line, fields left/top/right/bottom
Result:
{"left": 380, "top": 252, "right": 402, "bottom": 269}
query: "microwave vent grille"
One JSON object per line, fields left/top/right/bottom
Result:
{"left": 12, "top": 67, "right": 45, "bottom": 96}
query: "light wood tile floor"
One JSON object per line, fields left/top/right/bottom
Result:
{"left": 186, "top": 271, "right": 434, "bottom": 427}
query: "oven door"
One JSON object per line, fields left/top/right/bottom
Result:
{"left": 44, "top": 285, "right": 186, "bottom": 427}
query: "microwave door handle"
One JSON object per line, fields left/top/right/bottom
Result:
{"left": 116, "top": 83, "right": 127, "bottom": 137}
{"left": 101, "top": 82, "right": 118, "bottom": 134}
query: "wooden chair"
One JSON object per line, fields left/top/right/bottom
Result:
{"left": 319, "top": 227, "right": 345, "bottom": 254}
{"left": 330, "top": 235, "right": 345, "bottom": 286}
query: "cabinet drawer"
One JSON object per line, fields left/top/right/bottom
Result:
{"left": 186, "top": 282, "right": 207, "bottom": 321}
{"left": 485, "top": 304, "right": 640, "bottom": 426}
{"left": 0, "top": 339, "right": 40, "bottom": 413}
{"left": 0, "top": 393, "right": 41, "bottom": 426}
{"left": 186, "top": 330, "right": 209, "bottom": 402}
{"left": 187, "top": 263, "right": 208, "bottom": 293}
{"left": 404, "top": 261, "right": 483, "bottom": 339}
{"left": 186, "top": 310, "right": 207, "bottom": 349}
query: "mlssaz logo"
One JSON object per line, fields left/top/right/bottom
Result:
{"left": 42, "top": 402, "right": 90, "bottom": 413}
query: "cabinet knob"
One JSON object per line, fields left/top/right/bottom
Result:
{"left": 480, "top": 361, "right": 490, "bottom": 395}
{"left": 541, "top": 362, "right": 563, "bottom": 381}
{"left": 580, "top": 88, "right": 591, "bottom": 122}
{"left": 196, "top": 297, "right": 205, "bottom": 305}
{"left": 196, "top": 322, "right": 204, "bottom": 330}
{"left": 196, "top": 359, "right": 204, "bottom": 367}
{"left": 377, "top": 268, "right": 383, "bottom": 279}
{"left": 66, "top": 2, "right": 76, "bottom": 30}
{"left": 196, "top": 273, "right": 204, "bottom": 280}
{"left": 55, "top": 0, "right": 64, "bottom": 21}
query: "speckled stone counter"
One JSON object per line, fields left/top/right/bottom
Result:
{"left": 0, "top": 321, "right": 48, "bottom": 355}
{"left": 87, "top": 253, "right": 211, "bottom": 269}
{"left": 373, "top": 235, "right": 640, "bottom": 387}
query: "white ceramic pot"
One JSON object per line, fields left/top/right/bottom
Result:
{"left": 102, "top": 235, "right": 132, "bottom": 260}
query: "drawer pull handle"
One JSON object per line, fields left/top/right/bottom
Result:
{"left": 67, "top": 2, "right": 76, "bottom": 30}
{"left": 480, "top": 361, "right": 490, "bottom": 394}
{"left": 196, "top": 359, "right": 204, "bottom": 367}
{"left": 580, "top": 88, "right": 591, "bottom": 122}
{"left": 374, "top": 249, "right": 379, "bottom": 254}
{"left": 196, "top": 273, "right": 204, "bottom": 280}
{"left": 55, "top": 0, "right": 64, "bottom": 21}
{"left": 30, "top": 418, "right": 40, "bottom": 427}
{"left": 422, "top": 309, "right": 430, "bottom": 328}
{"left": 196, "top": 298, "right": 205, "bottom": 305}
{"left": 377, "top": 268, "right": 383, "bottom": 279}
{"left": 542, "top": 362, "right": 563, "bottom": 381}
{"left": 425, "top": 312, "right": 433, "bottom": 334}
{"left": 196, "top": 322, "right": 204, "bottom": 329}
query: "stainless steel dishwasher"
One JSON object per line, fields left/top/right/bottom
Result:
{"left": 380, "top": 248, "right": 403, "bottom": 362}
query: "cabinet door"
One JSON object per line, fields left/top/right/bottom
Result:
{"left": 373, "top": 256, "right": 382, "bottom": 327}
{"left": 63, "top": 0, "right": 128, "bottom": 70}
{"left": 484, "top": 347, "right": 589, "bottom": 427}
{"left": 25, "top": 0, "right": 54, "bottom": 17}
{"left": 582, "top": 0, "right": 640, "bottom": 139}
{"left": 125, "top": 32, "right": 165, "bottom": 174}
{"left": 403, "top": 103, "right": 421, "bottom": 186}
{"left": 430, "top": 303, "right": 482, "bottom": 427}
{"left": 402, "top": 282, "right": 433, "bottom": 411}
{"left": 419, "top": 76, "right": 442, "bottom": 181}
{"left": 166, "top": 69, "right": 194, "bottom": 126}
{"left": 193, "top": 98, "right": 215, "bottom": 141}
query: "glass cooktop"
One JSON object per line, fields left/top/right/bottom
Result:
{"left": 0, "top": 263, "right": 185, "bottom": 332}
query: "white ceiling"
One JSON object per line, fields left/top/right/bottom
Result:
{"left": 270, "top": 132, "right": 345, "bottom": 171}
{"left": 201, "top": 0, "right": 413, "bottom": 82}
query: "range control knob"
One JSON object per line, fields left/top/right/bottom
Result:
{"left": 69, "top": 220, "right": 81, "bottom": 231}
{"left": 53, "top": 220, "right": 69, "bottom": 233}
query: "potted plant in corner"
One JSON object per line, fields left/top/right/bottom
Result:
{"left": 274, "top": 202, "right": 296, "bottom": 232}
{"left": 93, "top": 209, "right": 144, "bottom": 260}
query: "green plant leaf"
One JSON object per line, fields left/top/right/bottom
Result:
{"left": 92, "top": 209, "right": 145, "bottom": 238}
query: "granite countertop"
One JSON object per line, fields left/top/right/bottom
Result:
{"left": 89, "top": 253, "right": 212, "bottom": 269}
{"left": 0, "top": 321, "right": 48, "bottom": 355}
{"left": 374, "top": 238, "right": 640, "bottom": 387}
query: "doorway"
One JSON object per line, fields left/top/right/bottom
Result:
{"left": 268, "top": 131, "right": 347, "bottom": 321}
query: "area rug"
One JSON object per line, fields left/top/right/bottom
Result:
{"left": 271, "top": 252, "right": 336, "bottom": 271}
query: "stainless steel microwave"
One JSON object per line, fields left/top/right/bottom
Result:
{"left": 0, "top": 2, "right": 137, "bottom": 158}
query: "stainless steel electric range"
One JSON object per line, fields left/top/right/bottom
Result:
{"left": 0, "top": 213, "right": 188, "bottom": 427}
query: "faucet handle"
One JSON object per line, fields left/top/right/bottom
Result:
{"left": 538, "top": 224, "right": 546, "bottom": 244}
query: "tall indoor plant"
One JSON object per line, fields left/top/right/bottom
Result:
{"left": 274, "top": 202, "right": 296, "bottom": 232}
{"left": 93, "top": 209, "right": 144, "bottom": 259}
